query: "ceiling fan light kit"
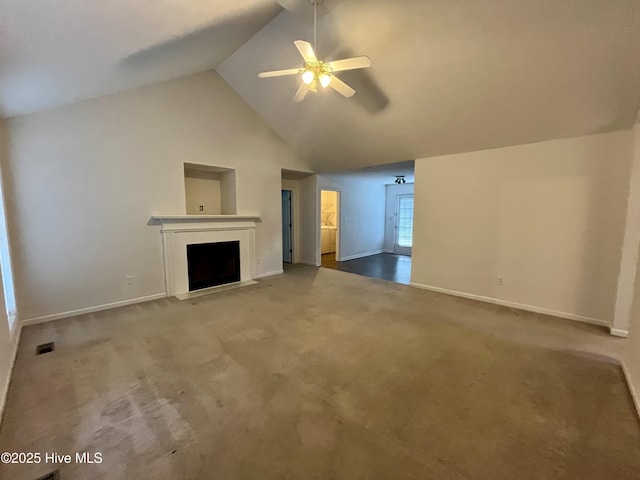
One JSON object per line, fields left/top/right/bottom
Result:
{"left": 258, "top": 0, "right": 372, "bottom": 102}
{"left": 301, "top": 60, "right": 332, "bottom": 90}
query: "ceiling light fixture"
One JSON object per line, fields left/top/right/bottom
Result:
{"left": 257, "top": 0, "right": 372, "bottom": 102}
{"left": 395, "top": 175, "right": 406, "bottom": 184}
{"left": 302, "top": 70, "right": 315, "bottom": 85}
{"left": 319, "top": 73, "right": 332, "bottom": 88}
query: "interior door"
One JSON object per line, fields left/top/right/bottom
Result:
{"left": 282, "top": 190, "right": 293, "bottom": 263}
{"left": 394, "top": 194, "right": 414, "bottom": 255}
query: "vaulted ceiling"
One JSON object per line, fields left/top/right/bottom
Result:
{"left": 219, "top": 0, "right": 640, "bottom": 171}
{"left": 0, "top": 0, "right": 281, "bottom": 118}
{"left": 2, "top": 0, "right": 640, "bottom": 172}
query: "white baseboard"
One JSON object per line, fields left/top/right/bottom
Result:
{"left": 610, "top": 328, "right": 629, "bottom": 338}
{"left": 622, "top": 360, "right": 640, "bottom": 421}
{"left": 339, "top": 249, "right": 384, "bottom": 262}
{"left": 0, "top": 323, "right": 22, "bottom": 426}
{"left": 300, "top": 261, "right": 321, "bottom": 267}
{"left": 21, "top": 293, "right": 167, "bottom": 327}
{"left": 409, "top": 282, "right": 609, "bottom": 328}
{"left": 255, "top": 269, "right": 284, "bottom": 279}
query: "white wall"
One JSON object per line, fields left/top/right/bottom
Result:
{"left": 1, "top": 71, "right": 311, "bottom": 321}
{"left": 384, "top": 183, "right": 415, "bottom": 252}
{"left": 623, "top": 122, "right": 640, "bottom": 418}
{"left": 318, "top": 175, "right": 386, "bottom": 261}
{"left": 625, "top": 222, "right": 640, "bottom": 419}
{"left": 298, "top": 175, "right": 319, "bottom": 265}
{"left": 614, "top": 123, "right": 640, "bottom": 335}
{"left": 412, "top": 130, "right": 633, "bottom": 325}
{"left": 220, "top": 170, "right": 237, "bottom": 215}
{"left": 184, "top": 171, "right": 222, "bottom": 215}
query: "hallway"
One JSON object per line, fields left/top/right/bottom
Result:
{"left": 321, "top": 253, "right": 411, "bottom": 285}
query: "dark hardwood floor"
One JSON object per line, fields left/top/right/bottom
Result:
{"left": 321, "top": 252, "right": 411, "bottom": 285}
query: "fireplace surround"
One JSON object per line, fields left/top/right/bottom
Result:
{"left": 151, "top": 215, "right": 260, "bottom": 298}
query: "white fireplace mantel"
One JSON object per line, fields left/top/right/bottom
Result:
{"left": 151, "top": 215, "right": 261, "bottom": 231}
{"left": 151, "top": 215, "right": 261, "bottom": 297}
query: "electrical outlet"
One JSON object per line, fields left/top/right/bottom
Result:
{"left": 199, "top": 205, "right": 204, "bottom": 212}
{"left": 256, "top": 257, "right": 261, "bottom": 265}
{"left": 126, "top": 275, "right": 134, "bottom": 286}
{"left": 498, "top": 277, "right": 504, "bottom": 286}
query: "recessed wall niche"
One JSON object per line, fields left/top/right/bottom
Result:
{"left": 184, "top": 163, "right": 237, "bottom": 215}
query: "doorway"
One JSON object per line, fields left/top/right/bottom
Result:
{"left": 394, "top": 194, "right": 414, "bottom": 255}
{"left": 282, "top": 190, "right": 293, "bottom": 263}
{"left": 320, "top": 189, "right": 340, "bottom": 263}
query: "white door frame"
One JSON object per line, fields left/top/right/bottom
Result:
{"left": 318, "top": 187, "right": 341, "bottom": 263}
{"left": 394, "top": 194, "right": 413, "bottom": 255}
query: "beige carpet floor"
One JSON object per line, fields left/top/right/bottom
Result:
{"left": 1, "top": 265, "right": 639, "bottom": 479}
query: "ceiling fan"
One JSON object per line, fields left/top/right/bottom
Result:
{"left": 258, "top": 0, "right": 372, "bottom": 102}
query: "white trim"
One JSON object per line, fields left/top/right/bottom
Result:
{"left": 409, "top": 282, "right": 609, "bottom": 327}
{"left": 255, "top": 269, "right": 284, "bottom": 279}
{"left": 622, "top": 360, "right": 640, "bottom": 421}
{"left": 20, "top": 293, "right": 167, "bottom": 327}
{"left": 0, "top": 323, "right": 21, "bottom": 426}
{"left": 9, "top": 316, "right": 19, "bottom": 343}
{"left": 610, "top": 328, "right": 629, "bottom": 338}
{"left": 159, "top": 225, "right": 257, "bottom": 234}
{"left": 300, "top": 261, "right": 321, "bottom": 267}
{"left": 339, "top": 249, "right": 384, "bottom": 262}
{"left": 7, "top": 313, "right": 18, "bottom": 336}
{"left": 150, "top": 214, "right": 260, "bottom": 223}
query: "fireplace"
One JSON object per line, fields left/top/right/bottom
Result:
{"left": 151, "top": 215, "right": 260, "bottom": 299}
{"left": 187, "top": 241, "right": 240, "bottom": 291}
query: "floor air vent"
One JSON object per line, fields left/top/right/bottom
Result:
{"left": 35, "top": 470, "right": 59, "bottom": 480}
{"left": 35, "top": 342, "right": 55, "bottom": 356}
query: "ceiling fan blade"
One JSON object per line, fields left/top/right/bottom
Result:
{"left": 326, "top": 56, "right": 372, "bottom": 72}
{"left": 328, "top": 75, "right": 355, "bottom": 98}
{"left": 258, "top": 68, "right": 301, "bottom": 78}
{"left": 294, "top": 83, "right": 310, "bottom": 103}
{"left": 294, "top": 40, "right": 318, "bottom": 64}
